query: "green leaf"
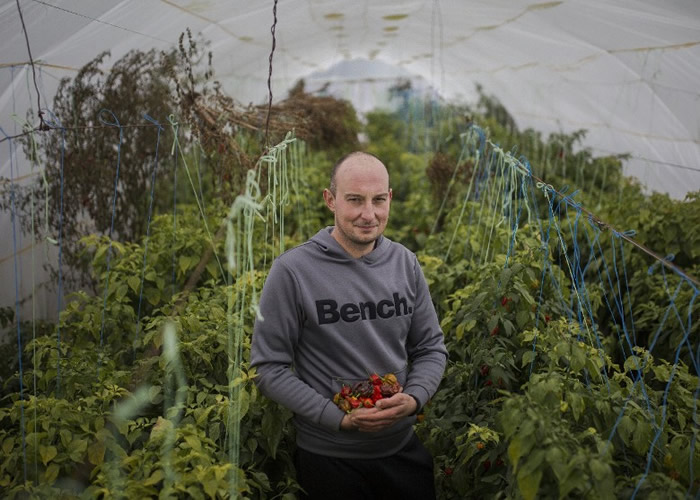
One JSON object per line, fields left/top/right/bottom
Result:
{"left": 184, "top": 434, "right": 202, "bottom": 453}
{"left": 456, "top": 322, "right": 465, "bottom": 341}
{"left": 570, "top": 345, "right": 586, "bottom": 372}
{"left": 236, "top": 389, "right": 250, "bottom": 420}
{"left": 632, "top": 420, "right": 653, "bottom": 455}
{"left": 262, "top": 411, "right": 283, "bottom": 459}
{"left": 623, "top": 355, "right": 642, "bottom": 373}
{"left": 568, "top": 392, "right": 585, "bottom": 422}
{"left": 68, "top": 438, "right": 88, "bottom": 461}
{"left": 179, "top": 255, "right": 191, "bottom": 274}
{"left": 144, "top": 469, "right": 164, "bottom": 487}
{"left": 94, "top": 416, "right": 105, "bottom": 431}
{"left": 546, "top": 446, "right": 567, "bottom": 482}
{"left": 248, "top": 470, "right": 271, "bottom": 491}
{"left": 88, "top": 441, "right": 106, "bottom": 466}
{"left": 517, "top": 467, "right": 542, "bottom": 500}
{"left": 149, "top": 385, "right": 163, "bottom": 404}
{"left": 2, "top": 437, "right": 14, "bottom": 455}
{"left": 521, "top": 350, "right": 535, "bottom": 367}
{"left": 44, "top": 463, "right": 60, "bottom": 483}
{"left": 116, "top": 283, "right": 128, "bottom": 300}
{"left": 617, "top": 415, "right": 634, "bottom": 445}
{"left": 247, "top": 437, "right": 258, "bottom": 455}
{"left": 507, "top": 432, "right": 535, "bottom": 469}
{"left": 196, "top": 406, "right": 216, "bottom": 426}
{"left": 589, "top": 458, "right": 609, "bottom": 481}
{"left": 203, "top": 478, "right": 218, "bottom": 498}
{"left": 39, "top": 445, "right": 57, "bottom": 465}
{"left": 514, "top": 281, "right": 535, "bottom": 304}
{"left": 59, "top": 429, "right": 72, "bottom": 448}
{"left": 652, "top": 363, "right": 671, "bottom": 382}
{"left": 516, "top": 309, "right": 531, "bottom": 328}
{"left": 145, "top": 287, "right": 161, "bottom": 306}
{"left": 209, "top": 422, "right": 220, "bottom": 443}
{"left": 127, "top": 276, "right": 141, "bottom": 293}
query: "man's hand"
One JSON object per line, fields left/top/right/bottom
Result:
{"left": 341, "top": 393, "right": 418, "bottom": 432}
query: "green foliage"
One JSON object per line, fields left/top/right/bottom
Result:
{"left": 2, "top": 76, "right": 699, "bottom": 500}
{"left": 0, "top": 203, "right": 299, "bottom": 498}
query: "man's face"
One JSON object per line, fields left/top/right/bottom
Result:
{"left": 323, "top": 156, "right": 392, "bottom": 257}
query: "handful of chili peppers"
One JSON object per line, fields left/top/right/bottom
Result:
{"left": 332, "top": 373, "right": 401, "bottom": 413}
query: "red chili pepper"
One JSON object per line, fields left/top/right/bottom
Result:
{"left": 490, "top": 326, "right": 499, "bottom": 336}
{"left": 501, "top": 296, "right": 508, "bottom": 306}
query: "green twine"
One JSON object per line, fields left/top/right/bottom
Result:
{"left": 167, "top": 115, "right": 226, "bottom": 282}
{"left": 224, "top": 131, "right": 298, "bottom": 496}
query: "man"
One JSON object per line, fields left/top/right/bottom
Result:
{"left": 250, "top": 151, "right": 447, "bottom": 499}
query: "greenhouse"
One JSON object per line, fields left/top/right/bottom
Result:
{"left": 1, "top": 1, "right": 699, "bottom": 498}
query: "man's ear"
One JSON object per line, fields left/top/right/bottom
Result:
{"left": 389, "top": 188, "right": 393, "bottom": 200}
{"left": 323, "top": 189, "right": 335, "bottom": 212}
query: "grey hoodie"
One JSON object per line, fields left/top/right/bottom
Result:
{"left": 250, "top": 227, "right": 447, "bottom": 459}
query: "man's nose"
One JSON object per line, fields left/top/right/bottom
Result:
{"left": 360, "top": 201, "right": 375, "bottom": 219}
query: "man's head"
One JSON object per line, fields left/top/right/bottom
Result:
{"left": 323, "top": 152, "right": 392, "bottom": 258}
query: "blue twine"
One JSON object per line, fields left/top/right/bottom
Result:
{"left": 612, "top": 235, "right": 655, "bottom": 418}
{"left": 502, "top": 166, "right": 525, "bottom": 271}
{"left": 632, "top": 291, "right": 696, "bottom": 499}
{"left": 610, "top": 236, "right": 636, "bottom": 359}
{"left": 529, "top": 193, "right": 557, "bottom": 377}
{"left": 1, "top": 126, "right": 28, "bottom": 483}
{"left": 593, "top": 235, "right": 632, "bottom": 359}
{"left": 605, "top": 271, "right": 684, "bottom": 472}
{"left": 96, "top": 110, "right": 124, "bottom": 365}
{"left": 647, "top": 254, "right": 675, "bottom": 276}
{"left": 619, "top": 242, "right": 638, "bottom": 346}
{"left": 689, "top": 328, "right": 700, "bottom": 497}
{"left": 579, "top": 224, "right": 612, "bottom": 392}
{"left": 136, "top": 114, "right": 163, "bottom": 336}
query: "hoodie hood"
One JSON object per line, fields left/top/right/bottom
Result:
{"left": 309, "top": 226, "right": 388, "bottom": 264}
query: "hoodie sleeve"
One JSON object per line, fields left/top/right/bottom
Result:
{"left": 402, "top": 256, "right": 448, "bottom": 411}
{"left": 250, "top": 258, "right": 346, "bottom": 431}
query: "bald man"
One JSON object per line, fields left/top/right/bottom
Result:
{"left": 251, "top": 152, "right": 447, "bottom": 499}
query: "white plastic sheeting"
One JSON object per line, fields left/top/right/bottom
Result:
{"left": 1, "top": 0, "right": 699, "bottom": 320}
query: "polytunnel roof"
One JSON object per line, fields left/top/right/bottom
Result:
{"left": 1, "top": 0, "right": 699, "bottom": 198}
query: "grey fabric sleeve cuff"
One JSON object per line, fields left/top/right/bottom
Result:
{"left": 319, "top": 399, "right": 347, "bottom": 431}
{"left": 409, "top": 394, "right": 421, "bottom": 415}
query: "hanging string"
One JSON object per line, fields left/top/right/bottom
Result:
{"left": 42, "top": 111, "right": 66, "bottom": 395}
{"left": 14, "top": 0, "right": 47, "bottom": 131}
{"left": 135, "top": 114, "right": 163, "bottom": 337}
{"left": 96, "top": 110, "right": 124, "bottom": 365}
{"left": 0, "top": 122, "right": 161, "bottom": 145}
{"left": 264, "top": 0, "right": 279, "bottom": 146}
{"left": 167, "top": 115, "right": 226, "bottom": 281}
{"left": 2, "top": 126, "right": 28, "bottom": 483}
{"left": 31, "top": 0, "right": 172, "bottom": 44}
